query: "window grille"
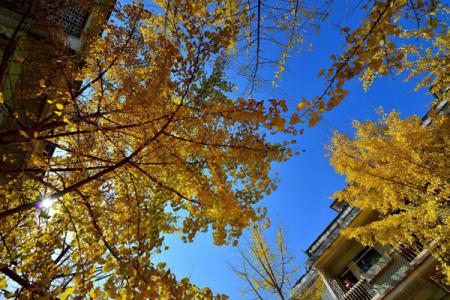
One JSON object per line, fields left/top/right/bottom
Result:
{"left": 45, "top": 0, "right": 89, "bottom": 37}
{"left": 0, "top": 0, "right": 89, "bottom": 37}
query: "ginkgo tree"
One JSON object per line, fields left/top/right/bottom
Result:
{"left": 328, "top": 111, "right": 449, "bottom": 283}
{"left": 0, "top": 0, "right": 305, "bottom": 298}
{"left": 299, "top": 0, "right": 449, "bottom": 126}
{"left": 1, "top": 0, "right": 447, "bottom": 298}
{"left": 232, "top": 224, "right": 300, "bottom": 300}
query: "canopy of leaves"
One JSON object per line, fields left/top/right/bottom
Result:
{"left": 328, "top": 111, "right": 449, "bottom": 282}
{"left": 301, "top": 0, "right": 449, "bottom": 126}
{"left": 1, "top": 0, "right": 447, "bottom": 297}
{"left": 0, "top": 0, "right": 301, "bottom": 298}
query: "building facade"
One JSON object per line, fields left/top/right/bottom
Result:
{"left": 292, "top": 202, "right": 449, "bottom": 300}
{"left": 292, "top": 102, "right": 449, "bottom": 300}
{"left": 0, "top": 0, "right": 114, "bottom": 181}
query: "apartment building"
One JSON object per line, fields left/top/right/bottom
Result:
{"left": 292, "top": 102, "right": 449, "bottom": 300}
{"left": 292, "top": 200, "right": 449, "bottom": 300}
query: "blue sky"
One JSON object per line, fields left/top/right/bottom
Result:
{"left": 157, "top": 2, "right": 434, "bottom": 299}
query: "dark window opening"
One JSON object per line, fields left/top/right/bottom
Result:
{"left": 354, "top": 247, "right": 381, "bottom": 272}
{"left": 340, "top": 268, "right": 358, "bottom": 290}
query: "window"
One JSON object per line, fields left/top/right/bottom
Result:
{"left": 353, "top": 247, "right": 381, "bottom": 272}
{"left": 45, "top": 0, "right": 89, "bottom": 37}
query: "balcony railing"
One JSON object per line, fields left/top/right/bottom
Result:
{"left": 328, "top": 277, "right": 376, "bottom": 300}
{"left": 429, "top": 269, "right": 450, "bottom": 294}
{"left": 342, "top": 279, "right": 376, "bottom": 300}
{"left": 399, "top": 241, "right": 424, "bottom": 262}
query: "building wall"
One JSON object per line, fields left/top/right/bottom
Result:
{"left": 298, "top": 234, "right": 449, "bottom": 299}
{"left": 0, "top": 1, "right": 113, "bottom": 181}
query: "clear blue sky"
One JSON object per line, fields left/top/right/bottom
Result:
{"left": 157, "top": 2, "right": 433, "bottom": 299}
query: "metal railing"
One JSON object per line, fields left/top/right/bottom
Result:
{"left": 341, "top": 279, "right": 376, "bottom": 300}
{"left": 329, "top": 278, "right": 346, "bottom": 299}
{"left": 399, "top": 241, "right": 424, "bottom": 262}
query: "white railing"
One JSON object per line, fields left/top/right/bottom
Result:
{"left": 342, "top": 279, "right": 376, "bottom": 300}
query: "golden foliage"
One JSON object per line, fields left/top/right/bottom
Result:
{"left": 328, "top": 111, "right": 450, "bottom": 282}
{"left": 232, "top": 224, "right": 299, "bottom": 299}
{"left": 303, "top": 0, "right": 449, "bottom": 122}
{"left": 292, "top": 276, "right": 324, "bottom": 300}
{"left": 0, "top": 0, "right": 301, "bottom": 298}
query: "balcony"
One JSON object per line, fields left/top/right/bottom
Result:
{"left": 342, "top": 279, "right": 376, "bottom": 300}
{"left": 328, "top": 277, "right": 376, "bottom": 300}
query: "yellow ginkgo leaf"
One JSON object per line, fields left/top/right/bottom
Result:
{"left": 60, "top": 287, "right": 75, "bottom": 300}
{"left": 308, "top": 116, "right": 320, "bottom": 127}
{"left": 289, "top": 112, "right": 301, "bottom": 125}
{"left": 19, "top": 130, "right": 29, "bottom": 138}
{"left": 297, "top": 101, "right": 308, "bottom": 111}
{"left": 0, "top": 276, "right": 7, "bottom": 289}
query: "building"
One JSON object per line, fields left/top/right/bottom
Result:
{"left": 292, "top": 102, "right": 449, "bottom": 300}
{"left": 0, "top": 0, "right": 114, "bottom": 181}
